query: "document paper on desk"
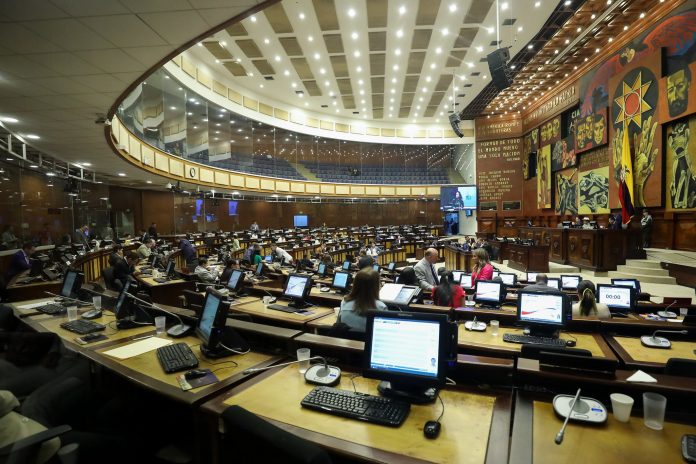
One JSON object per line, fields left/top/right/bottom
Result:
{"left": 102, "top": 337, "right": 172, "bottom": 360}
{"left": 626, "top": 370, "right": 657, "bottom": 383}
{"left": 17, "top": 300, "right": 56, "bottom": 309}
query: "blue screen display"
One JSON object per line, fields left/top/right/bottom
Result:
{"left": 294, "top": 215, "right": 308, "bottom": 227}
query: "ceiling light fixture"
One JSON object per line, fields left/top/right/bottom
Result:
{"left": 347, "top": 8, "right": 356, "bottom": 18}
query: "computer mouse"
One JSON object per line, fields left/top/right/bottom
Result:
{"left": 565, "top": 340, "right": 576, "bottom": 347}
{"left": 184, "top": 369, "right": 208, "bottom": 380}
{"left": 423, "top": 420, "right": 441, "bottom": 439}
{"left": 81, "top": 309, "right": 102, "bottom": 320}
{"left": 320, "top": 286, "right": 330, "bottom": 292}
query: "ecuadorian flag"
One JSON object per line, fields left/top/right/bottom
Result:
{"left": 619, "top": 125, "right": 635, "bottom": 225}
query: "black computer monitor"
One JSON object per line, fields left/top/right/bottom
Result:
{"left": 547, "top": 278, "right": 560, "bottom": 290}
{"left": 498, "top": 273, "right": 517, "bottom": 286}
{"left": 387, "top": 262, "right": 396, "bottom": 272}
{"left": 264, "top": 255, "right": 272, "bottom": 263}
{"left": 597, "top": 284, "right": 636, "bottom": 312}
{"left": 516, "top": 291, "right": 570, "bottom": 337}
{"left": 474, "top": 280, "right": 504, "bottom": 307}
{"left": 459, "top": 273, "right": 473, "bottom": 289}
{"left": 372, "top": 263, "right": 380, "bottom": 273}
{"left": 379, "top": 283, "right": 419, "bottom": 307}
{"left": 163, "top": 260, "right": 175, "bottom": 276}
{"left": 526, "top": 271, "right": 539, "bottom": 282}
{"left": 283, "top": 274, "right": 312, "bottom": 309}
{"left": 60, "top": 270, "right": 83, "bottom": 298}
{"left": 451, "top": 270, "right": 468, "bottom": 284}
{"left": 611, "top": 278, "right": 642, "bottom": 293}
{"left": 150, "top": 253, "right": 158, "bottom": 267}
{"left": 331, "top": 271, "right": 352, "bottom": 293}
{"left": 363, "top": 311, "right": 451, "bottom": 403}
{"left": 226, "top": 269, "right": 245, "bottom": 294}
{"left": 316, "top": 262, "right": 327, "bottom": 277}
{"left": 29, "top": 258, "right": 44, "bottom": 277}
{"left": 342, "top": 260, "right": 351, "bottom": 270}
{"left": 560, "top": 275, "right": 581, "bottom": 290}
{"left": 254, "top": 262, "right": 264, "bottom": 277}
{"left": 197, "top": 288, "right": 234, "bottom": 358}
{"left": 114, "top": 279, "right": 132, "bottom": 321}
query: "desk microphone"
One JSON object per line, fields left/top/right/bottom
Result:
{"left": 125, "top": 293, "right": 192, "bottom": 338}
{"left": 555, "top": 388, "right": 581, "bottom": 445}
{"left": 640, "top": 330, "right": 688, "bottom": 349}
{"left": 243, "top": 356, "right": 341, "bottom": 386}
{"left": 44, "top": 291, "right": 90, "bottom": 306}
{"left": 657, "top": 300, "right": 677, "bottom": 319}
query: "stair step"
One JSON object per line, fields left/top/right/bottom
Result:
{"left": 608, "top": 271, "right": 676, "bottom": 285}
{"left": 616, "top": 264, "right": 670, "bottom": 276}
{"left": 625, "top": 259, "right": 662, "bottom": 269}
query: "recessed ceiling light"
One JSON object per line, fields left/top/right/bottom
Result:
{"left": 359, "top": 89, "right": 365, "bottom": 95}
{"left": 0, "top": 116, "right": 18, "bottom": 123}
{"left": 320, "top": 68, "right": 326, "bottom": 74}
{"left": 502, "top": 2, "right": 509, "bottom": 9}
{"left": 81, "top": 162, "right": 91, "bottom": 166}
{"left": 393, "top": 64, "right": 399, "bottom": 70}
{"left": 353, "top": 50, "right": 360, "bottom": 57}
{"left": 250, "top": 15, "right": 256, "bottom": 22}
{"left": 391, "top": 77, "right": 397, "bottom": 83}
{"left": 396, "top": 29, "right": 403, "bottom": 38}
{"left": 395, "top": 48, "right": 401, "bottom": 55}
{"left": 284, "top": 70, "right": 290, "bottom": 76}
{"left": 398, "top": 5, "right": 406, "bottom": 15}
{"left": 24, "top": 134, "right": 40, "bottom": 140}
{"left": 527, "top": 44, "right": 533, "bottom": 49}
{"left": 426, "top": 76, "right": 432, "bottom": 82}
{"left": 441, "top": 28, "right": 449, "bottom": 36}
{"left": 356, "top": 66, "right": 362, "bottom": 72}
{"left": 430, "top": 63, "right": 435, "bottom": 69}
{"left": 639, "top": 12, "right": 645, "bottom": 18}
{"left": 308, "top": 36, "right": 314, "bottom": 42}
{"left": 564, "top": 0, "right": 571, "bottom": 5}
{"left": 435, "top": 47, "right": 442, "bottom": 54}
{"left": 117, "top": 172, "right": 126, "bottom": 177}
{"left": 390, "top": 98, "right": 394, "bottom": 102}
{"left": 299, "top": 12, "right": 305, "bottom": 20}
{"left": 466, "top": 62, "right": 474, "bottom": 68}
{"left": 146, "top": 180, "right": 152, "bottom": 184}
{"left": 358, "top": 79, "right": 364, "bottom": 85}
{"left": 518, "top": 26, "right": 523, "bottom": 32}
{"left": 351, "top": 32, "right": 358, "bottom": 40}
{"left": 421, "top": 87, "right": 427, "bottom": 92}
{"left": 347, "top": 8, "right": 356, "bottom": 17}
{"left": 534, "top": 1, "right": 541, "bottom": 7}
{"left": 29, "top": 165, "right": 38, "bottom": 168}
{"left": 313, "top": 52, "right": 320, "bottom": 60}
{"left": 476, "top": 46, "right": 483, "bottom": 52}
{"left": 324, "top": 80, "right": 330, "bottom": 86}
{"left": 449, "top": 4, "right": 457, "bottom": 12}
{"left": 291, "top": 82, "right": 297, "bottom": 88}
{"left": 390, "top": 88, "right": 396, "bottom": 94}
{"left": 486, "top": 27, "right": 494, "bottom": 34}
{"left": 274, "top": 55, "right": 281, "bottom": 62}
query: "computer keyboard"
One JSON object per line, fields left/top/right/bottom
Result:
{"left": 301, "top": 386, "right": 410, "bottom": 427}
{"left": 60, "top": 319, "right": 106, "bottom": 335}
{"left": 153, "top": 277, "right": 169, "bottom": 283}
{"left": 267, "top": 303, "right": 299, "bottom": 313}
{"left": 502, "top": 333, "right": 567, "bottom": 347}
{"left": 156, "top": 342, "right": 199, "bottom": 373}
{"left": 37, "top": 303, "right": 67, "bottom": 315}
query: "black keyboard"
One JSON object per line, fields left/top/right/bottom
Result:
{"left": 502, "top": 333, "right": 567, "bottom": 347}
{"left": 156, "top": 343, "right": 199, "bottom": 373}
{"left": 301, "top": 386, "right": 410, "bottom": 427}
{"left": 153, "top": 277, "right": 169, "bottom": 283}
{"left": 37, "top": 303, "right": 66, "bottom": 315}
{"left": 267, "top": 303, "right": 299, "bottom": 313}
{"left": 60, "top": 319, "right": 106, "bottom": 334}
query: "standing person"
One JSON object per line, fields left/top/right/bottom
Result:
{"left": 179, "top": 236, "right": 197, "bottom": 266}
{"left": 250, "top": 222, "right": 260, "bottom": 234}
{"left": 414, "top": 248, "right": 440, "bottom": 292}
{"left": 73, "top": 224, "right": 90, "bottom": 247}
{"left": 608, "top": 214, "right": 622, "bottom": 230}
{"left": 230, "top": 234, "right": 241, "bottom": 251}
{"left": 470, "top": 248, "right": 494, "bottom": 287}
{"left": 640, "top": 209, "right": 653, "bottom": 248}
{"left": 337, "top": 269, "right": 387, "bottom": 332}
{"left": 270, "top": 244, "right": 293, "bottom": 264}
{"left": 432, "top": 271, "right": 465, "bottom": 308}
{"left": 147, "top": 222, "right": 158, "bottom": 240}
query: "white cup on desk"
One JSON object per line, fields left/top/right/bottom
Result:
{"left": 262, "top": 296, "right": 272, "bottom": 305}
{"left": 67, "top": 306, "right": 78, "bottom": 322}
{"left": 297, "top": 348, "right": 310, "bottom": 374}
{"left": 92, "top": 296, "right": 101, "bottom": 311}
{"left": 489, "top": 320, "right": 499, "bottom": 336}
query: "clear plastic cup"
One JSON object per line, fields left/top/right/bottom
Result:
{"left": 334, "top": 307, "right": 340, "bottom": 316}
{"left": 155, "top": 316, "right": 166, "bottom": 335}
{"left": 263, "top": 296, "right": 272, "bottom": 305}
{"left": 92, "top": 296, "right": 101, "bottom": 311}
{"left": 297, "top": 347, "right": 310, "bottom": 374}
{"left": 67, "top": 306, "right": 78, "bottom": 322}
{"left": 643, "top": 392, "right": 667, "bottom": 430}
{"left": 610, "top": 393, "right": 634, "bottom": 422}
{"left": 680, "top": 308, "right": 688, "bottom": 317}
{"left": 490, "top": 320, "right": 500, "bottom": 336}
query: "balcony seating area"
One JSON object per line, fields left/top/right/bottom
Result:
{"left": 204, "top": 153, "right": 306, "bottom": 180}
{"left": 301, "top": 162, "right": 450, "bottom": 184}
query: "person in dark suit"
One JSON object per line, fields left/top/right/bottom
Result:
{"left": 73, "top": 225, "right": 90, "bottom": 247}
{"left": 113, "top": 251, "right": 139, "bottom": 288}
{"left": 6, "top": 242, "right": 35, "bottom": 280}
{"left": 147, "top": 222, "right": 158, "bottom": 240}
{"left": 608, "top": 214, "right": 622, "bottom": 230}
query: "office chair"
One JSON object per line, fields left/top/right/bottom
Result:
{"left": 665, "top": 358, "right": 696, "bottom": 378}
{"left": 101, "top": 267, "right": 121, "bottom": 292}
{"left": 319, "top": 323, "right": 366, "bottom": 342}
{"left": 0, "top": 424, "right": 74, "bottom": 464}
{"left": 220, "top": 405, "right": 332, "bottom": 464}
{"left": 182, "top": 290, "right": 205, "bottom": 316}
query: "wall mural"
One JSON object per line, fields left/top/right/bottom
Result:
{"left": 540, "top": 116, "right": 561, "bottom": 146}
{"left": 574, "top": 107, "right": 608, "bottom": 154}
{"left": 578, "top": 167, "right": 610, "bottom": 214}
{"left": 537, "top": 144, "right": 552, "bottom": 209}
{"left": 551, "top": 137, "right": 577, "bottom": 171}
{"left": 666, "top": 116, "right": 696, "bottom": 210}
{"left": 659, "top": 60, "right": 696, "bottom": 124}
{"left": 555, "top": 168, "right": 578, "bottom": 215}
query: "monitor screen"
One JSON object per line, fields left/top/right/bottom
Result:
{"left": 255, "top": 262, "right": 263, "bottom": 276}
{"left": 165, "top": 260, "right": 174, "bottom": 275}
{"left": 367, "top": 315, "right": 440, "bottom": 378}
{"left": 451, "top": 270, "right": 467, "bottom": 284}
{"left": 611, "top": 279, "right": 641, "bottom": 292}
{"left": 459, "top": 273, "right": 473, "bottom": 289}
{"left": 492, "top": 270, "right": 500, "bottom": 279}
{"left": 475, "top": 281, "right": 503, "bottom": 303}
{"left": 197, "top": 291, "right": 222, "bottom": 344}
{"left": 150, "top": 253, "right": 158, "bottom": 266}
{"left": 439, "top": 185, "right": 477, "bottom": 211}
{"left": 547, "top": 278, "right": 560, "bottom": 290}
{"left": 294, "top": 215, "right": 308, "bottom": 228}
{"left": 499, "top": 273, "right": 516, "bottom": 286}
{"left": 284, "top": 275, "right": 309, "bottom": 299}
{"left": 387, "top": 262, "right": 396, "bottom": 271}
{"left": 527, "top": 272, "right": 539, "bottom": 282}
{"left": 561, "top": 275, "right": 581, "bottom": 290}
{"left": 342, "top": 260, "right": 351, "bottom": 270}
{"left": 317, "top": 262, "right": 326, "bottom": 276}
{"left": 379, "top": 283, "right": 418, "bottom": 306}
{"left": 228, "top": 200, "right": 238, "bottom": 216}
{"left": 332, "top": 271, "right": 350, "bottom": 290}
{"left": 264, "top": 255, "right": 272, "bottom": 263}
{"left": 114, "top": 280, "right": 131, "bottom": 320}
{"left": 372, "top": 263, "right": 380, "bottom": 272}
{"left": 227, "top": 269, "right": 243, "bottom": 292}
{"left": 597, "top": 285, "right": 633, "bottom": 310}
{"left": 518, "top": 292, "right": 566, "bottom": 326}
{"left": 61, "top": 270, "right": 78, "bottom": 297}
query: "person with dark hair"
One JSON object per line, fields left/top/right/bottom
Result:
{"left": 640, "top": 209, "right": 653, "bottom": 248}
{"left": 194, "top": 257, "right": 218, "bottom": 283}
{"left": 179, "top": 238, "right": 197, "bottom": 265}
{"left": 357, "top": 255, "right": 374, "bottom": 270}
{"left": 73, "top": 224, "right": 90, "bottom": 247}
{"left": 147, "top": 222, "right": 158, "bottom": 240}
{"left": 338, "top": 269, "right": 386, "bottom": 332}
{"left": 109, "top": 244, "right": 124, "bottom": 267}
{"left": 572, "top": 280, "right": 611, "bottom": 319}
{"left": 220, "top": 258, "right": 240, "bottom": 283}
{"left": 396, "top": 267, "right": 418, "bottom": 286}
{"left": 433, "top": 271, "right": 465, "bottom": 308}
{"left": 113, "top": 251, "right": 139, "bottom": 288}
{"left": 6, "top": 242, "right": 35, "bottom": 280}
{"left": 608, "top": 214, "right": 622, "bottom": 230}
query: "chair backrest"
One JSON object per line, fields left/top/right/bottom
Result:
{"left": 665, "top": 358, "right": 696, "bottom": 377}
{"left": 182, "top": 290, "right": 205, "bottom": 316}
{"left": 220, "top": 405, "right": 332, "bottom": 464}
{"left": 0, "top": 423, "right": 71, "bottom": 464}
{"left": 101, "top": 267, "right": 121, "bottom": 291}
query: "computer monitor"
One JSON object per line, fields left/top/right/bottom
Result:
{"left": 547, "top": 278, "right": 561, "bottom": 290}
{"left": 561, "top": 275, "right": 581, "bottom": 290}
{"left": 597, "top": 284, "right": 635, "bottom": 312}
{"left": 331, "top": 271, "right": 352, "bottom": 293}
{"left": 372, "top": 263, "right": 380, "bottom": 273}
{"left": 264, "top": 255, "right": 272, "bottom": 263}
{"left": 29, "top": 258, "right": 44, "bottom": 277}
{"left": 379, "top": 283, "right": 419, "bottom": 307}
{"left": 254, "top": 262, "right": 264, "bottom": 277}
{"left": 226, "top": 269, "right": 245, "bottom": 294}
{"left": 60, "top": 270, "right": 83, "bottom": 298}
{"left": 492, "top": 270, "right": 500, "bottom": 279}
{"left": 114, "top": 279, "right": 132, "bottom": 322}
{"left": 387, "top": 262, "right": 396, "bottom": 272}
{"left": 283, "top": 274, "right": 312, "bottom": 309}
{"left": 498, "top": 273, "right": 517, "bottom": 286}
{"left": 196, "top": 288, "right": 234, "bottom": 358}
{"left": 516, "top": 291, "right": 570, "bottom": 337}
{"left": 526, "top": 272, "right": 539, "bottom": 282}
{"left": 611, "top": 278, "right": 642, "bottom": 294}
{"left": 342, "top": 260, "right": 351, "bottom": 270}
{"left": 474, "top": 280, "right": 505, "bottom": 307}
{"left": 150, "top": 253, "right": 158, "bottom": 267}
{"left": 316, "top": 262, "right": 327, "bottom": 277}
{"left": 459, "top": 273, "right": 473, "bottom": 289}
{"left": 163, "top": 260, "right": 175, "bottom": 276}
{"left": 451, "top": 270, "right": 467, "bottom": 284}
{"left": 363, "top": 311, "right": 451, "bottom": 403}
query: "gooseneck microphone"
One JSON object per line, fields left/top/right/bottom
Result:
{"left": 640, "top": 329, "right": 688, "bottom": 349}
{"left": 125, "top": 293, "right": 192, "bottom": 338}
{"left": 44, "top": 291, "right": 90, "bottom": 306}
{"left": 243, "top": 356, "right": 341, "bottom": 386}
{"left": 657, "top": 300, "right": 678, "bottom": 318}
{"left": 555, "top": 388, "right": 581, "bottom": 445}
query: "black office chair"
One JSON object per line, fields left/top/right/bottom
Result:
{"left": 0, "top": 424, "right": 73, "bottom": 464}
{"left": 319, "top": 322, "right": 366, "bottom": 342}
{"left": 220, "top": 405, "right": 332, "bottom": 464}
{"left": 665, "top": 358, "right": 696, "bottom": 378}
{"left": 101, "top": 267, "right": 121, "bottom": 292}
{"left": 182, "top": 290, "right": 205, "bottom": 316}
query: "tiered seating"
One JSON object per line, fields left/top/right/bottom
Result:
{"left": 302, "top": 162, "right": 449, "bottom": 184}
{"left": 205, "top": 153, "right": 305, "bottom": 180}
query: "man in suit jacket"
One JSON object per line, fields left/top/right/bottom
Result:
{"left": 522, "top": 274, "right": 563, "bottom": 294}
{"left": 414, "top": 248, "right": 440, "bottom": 292}
{"left": 6, "top": 242, "right": 35, "bottom": 280}
{"left": 73, "top": 225, "right": 90, "bottom": 247}
{"left": 147, "top": 223, "right": 158, "bottom": 240}
{"left": 113, "top": 251, "right": 139, "bottom": 289}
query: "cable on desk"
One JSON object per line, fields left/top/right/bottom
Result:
{"left": 436, "top": 393, "right": 445, "bottom": 423}
{"left": 349, "top": 373, "right": 361, "bottom": 392}
{"left": 210, "top": 360, "right": 239, "bottom": 373}
{"left": 219, "top": 342, "right": 250, "bottom": 355}
{"left": 561, "top": 331, "right": 577, "bottom": 343}
{"left": 445, "top": 377, "right": 457, "bottom": 386}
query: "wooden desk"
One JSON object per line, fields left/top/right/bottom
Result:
{"left": 229, "top": 299, "right": 334, "bottom": 329}
{"left": 136, "top": 274, "right": 194, "bottom": 306}
{"left": 200, "top": 365, "right": 512, "bottom": 464}
{"left": 510, "top": 393, "right": 696, "bottom": 464}
{"left": 506, "top": 243, "right": 550, "bottom": 273}
{"left": 605, "top": 335, "right": 696, "bottom": 372}
{"left": 457, "top": 325, "right": 615, "bottom": 359}
{"left": 306, "top": 312, "right": 338, "bottom": 332}
{"left": 5, "top": 271, "right": 62, "bottom": 302}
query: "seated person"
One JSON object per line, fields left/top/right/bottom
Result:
{"left": 113, "top": 251, "right": 140, "bottom": 288}
{"left": 5, "top": 242, "right": 34, "bottom": 280}
{"left": 297, "top": 254, "right": 313, "bottom": 270}
{"left": 108, "top": 244, "right": 124, "bottom": 266}
{"left": 0, "top": 389, "right": 61, "bottom": 462}
{"left": 220, "top": 258, "right": 240, "bottom": 283}
{"left": 432, "top": 271, "right": 465, "bottom": 308}
{"left": 357, "top": 255, "right": 374, "bottom": 270}
{"left": 470, "top": 248, "right": 494, "bottom": 287}
{"left": 523, "top": 273, "right": 562, "bottom": 294}
{"left": 194, "top": 257, "right": 218, "bottom": 283}
{"left": 136, "top": 238, "right": 154, "bottom": 260}
{"left": 396, "top": 267, "right": 418, "bottom": 286}
{"left": 338, "top": 269, "right": 387, "bottom": 332}
{"left": 572, "top": 280, "right": 611, "bottom": 319}
{"left": 270, "top": 244, "right": 293, "bottom": 264}
{"left": 230, "top": 234, "right": 241, "bottom": 251}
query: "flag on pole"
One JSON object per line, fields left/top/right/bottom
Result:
{"left": 618, "top": 124, "right": 635, "bottom": 225}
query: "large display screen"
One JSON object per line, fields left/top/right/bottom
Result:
{"left": 294, "top": 215, "right": 308, "bottom": 227}
{"left": 440, "top": 185, "right": 477, "bottom": 211}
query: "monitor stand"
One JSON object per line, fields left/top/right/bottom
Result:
{"left": 524, "top": 326, "right": 560, "bottom": 338}
{"left": 201, "top": 328, "right": 249, "bottom": 359}
{"left": 478, "top": 303, "right": 501, "bottom": 310}
{"left": 377, "top": 381, "right": 438, "bottom": 404}
{"left": 288, "top": 299, "right": 310, "bottom": 310}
